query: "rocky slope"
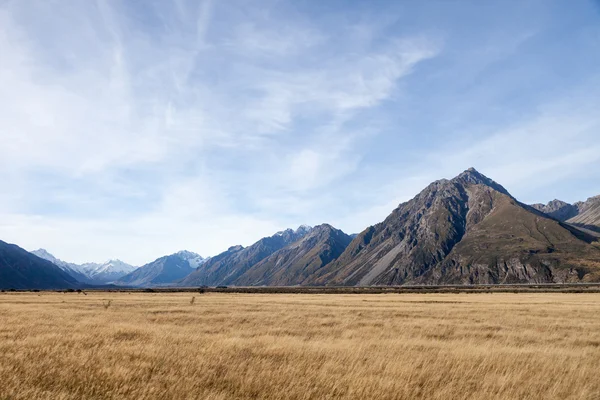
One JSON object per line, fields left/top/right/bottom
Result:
{"left": 1, "top": 240, "right": 80, "bottom": 289}
{"left": 532, "top": 196, "right": 600, "bottom": 235}
{"left": 531, "top": 200, "right": 579, "bottom": 221}
{"left": 179, "top": 226, "right": 313, "bottom": 286}
{"left": 308, "top": 168, "right": 600, "bottom": 286}
{"left": 568, "top": 196, "right": 600, "bottom": 234}
{"left": 232, "top": 224, "right": 352, "bottom": 286}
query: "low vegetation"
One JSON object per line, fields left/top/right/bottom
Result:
{"left": 1, "top": 292, "right": 600, "bottom": 399}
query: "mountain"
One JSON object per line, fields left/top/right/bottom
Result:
{"left": 115, "top": 251, "right": 202, "bottom": 287}
{"left": 179, "top": 226, "right": 314, "bottom": 286}
{"left": 232, "top": 224, "right": 353, "bottom": 286}
{"left": 173, "top": 250, "right": 206, "bottom": 268}
{"left": 308, "top": 168, "right": 600, "bottom": 286}
{"left": 31, "top": 249, "right": 91, "bottom": 283}
{"left": 79, "top": 260, "right": 137, "bottom": 283}
{"left": 31, "top": 249, "right": 136, "bottom": 284}
{"left": 531, "top": 200, "right": 579, "bottom": 221}
{"left": 532, "top": 196, "right": 600, "bottom": 235}
{"left": 1, "top": 240, "right": 79, "bottom": 289}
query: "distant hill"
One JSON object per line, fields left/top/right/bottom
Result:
{"left": 307, "top": 168, "right": 600, "bottom": 286}
{"left": 0, "top": 240, "right": 80, "bottom": 289}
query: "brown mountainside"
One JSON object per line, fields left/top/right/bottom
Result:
{"left": 308, "top": 169, "right": 600, "bottom": 286}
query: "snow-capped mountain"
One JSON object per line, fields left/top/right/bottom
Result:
{"left": 30, "top": 249, "right": 136, "bottom": 284}
{"left": 174, "top": 250, "right": 207, "bottom": 268}
{"left": 32, "top": 248, "right": 75, "bottom": 270}
{"left": 78, "top": 260, "right": 137, "bottom": 283}
{"left": 115, "top": 250, "right": 207, "bottom": 287}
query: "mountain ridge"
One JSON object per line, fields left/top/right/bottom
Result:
{"left": 179, "top": 225, "right": 315, "bottom": 286}
{"left": 230, "top": 224, "right": 353, "bottom": 286}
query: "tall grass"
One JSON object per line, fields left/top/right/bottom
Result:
{"left": 1, "top": 292, "right": 599, "bottom": 399}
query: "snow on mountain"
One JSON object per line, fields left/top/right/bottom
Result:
{"left": 31, "top": 249, "right": 85, "bottom": 272}
{"left": 174, "top": 250, "right": 206, "bottom": 268}
{"left": 79, "top": 260, "right": 137, "bottom": 279}
{"left": 30, "top": 249, "right": 136, "bottom": 284}
{"left": 31, "top": 249, "right": 205, "bottom": 284}
{"left": 31, "top": 249, "right": 93, "bottom": 283}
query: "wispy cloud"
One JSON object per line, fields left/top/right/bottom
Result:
{"left": 0, "top": 0, "right": 439, "bottom": 263}
{"left": 0, "top": 0, "right": 598, "bottom": 264}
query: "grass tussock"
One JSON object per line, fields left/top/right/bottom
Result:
{"left": 1, "top": 292, "right": 600, "bottom": 399}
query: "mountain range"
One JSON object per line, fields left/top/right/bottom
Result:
{"left": 180, "top": 224, "right": 352, "bottom": 286}
{"left": 31, "top": 249, "right": 137, "bottom": 284}
{"left": 2, "top": 168, "right": 600, "bottom": 289}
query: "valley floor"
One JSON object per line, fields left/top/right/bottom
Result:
{"left": 1, "top": 292, "right": 600, "bottom": 399}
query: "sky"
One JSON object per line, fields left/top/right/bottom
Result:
{"left": 1, "top": 0, "right": 599, "bottom": 265}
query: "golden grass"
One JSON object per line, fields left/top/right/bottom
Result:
{"left": 1, "top": 292, "right": 600, "bottom": 399}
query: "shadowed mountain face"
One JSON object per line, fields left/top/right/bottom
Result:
{"left": 0, "top": 240, "right": 79, "bottom": 289}
{"left": 232, "top": 224, "right": 353, "bottom": 286}
{"left": 115, "top": 252, "right": 198, "bottom": 287}
{"left": 308, "top": 169, "right": 600, "bottom": 286}
{"left": 179, "top": 226, "right": 315, "bottom": 286}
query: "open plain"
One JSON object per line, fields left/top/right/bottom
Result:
{"left": 1, "top": 292, "right": 600, "bottom": 399}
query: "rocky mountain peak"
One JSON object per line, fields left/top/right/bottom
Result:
{"left": 452, "top": 168, "right": 510, "bottom": 195}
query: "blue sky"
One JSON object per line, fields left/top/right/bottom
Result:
{"left": 1, "top": 0, "right": 599, "bottom": 265}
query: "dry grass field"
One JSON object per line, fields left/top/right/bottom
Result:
{"left": 1, "top": 292, "right": 600, "bottom": 399}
